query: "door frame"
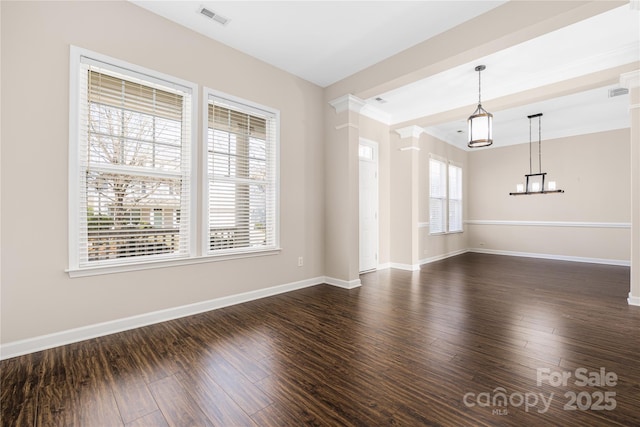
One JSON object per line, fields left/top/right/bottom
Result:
{"left": 359, "top": 138, "right": 379, "bottom": 273}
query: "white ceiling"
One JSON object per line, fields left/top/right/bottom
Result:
{"left": 371, "top": 4, "right": 639, "bottom": 150}
{"left": 132, "top": 1, "right": 639, "bottom": 150}
{"left": 131, "top": 1, "right": 507, "bottom": 87}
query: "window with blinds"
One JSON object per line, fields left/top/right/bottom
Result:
{"left": 448, "top": 164, "right": 463, "bottom": 232}
{"left": 429, "top": 157, "right": 463, "bottom": 234}
{"left": 429, "top": 158, "right": 447, "bottom": 234}
{"left": 72, "top": 52, "right": 194, "bottom": 269}
{"left": 206, "top": 92, "right": 278, "bottom": 254}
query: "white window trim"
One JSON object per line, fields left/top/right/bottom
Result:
{"left": 428, "top": 154, "right": 464, "bottom": 235}
{"left": 202, "top": 87, "right": 281, "bottom": 257}
{"left": 448, "top": 160, "right": 464, "bottom": 234}
{"left": 429, "top": 155, "right": 447, "bottom": 235}
{"left": 68, "top": 45, "right": 200, "bottom": 276}
{"left": 67, "top": 248, "right": 282, "bottom": 278}
{"left": 68, "top": 48, "right": 283, "bottom": 278}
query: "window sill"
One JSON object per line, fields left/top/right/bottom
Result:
{"left": 67, "top": 248, "right": 282, "bottom": 278}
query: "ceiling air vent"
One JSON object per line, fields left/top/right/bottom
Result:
{"left": 199, "top": 6, "right": 230, "bottom": 26}
{"left": 608, "top": 87, "right": 629, "bottom": 98}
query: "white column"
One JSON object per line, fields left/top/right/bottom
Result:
{"left": 325, "top": 95, "right": 365, "bottom": 288}
{"left": 390, "top": 125, "right": 424, "bottom": 270}
{"left": 621, "top": 70, "right": 640, "bottom": 306}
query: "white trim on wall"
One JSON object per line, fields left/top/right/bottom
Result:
{"left": 335, "top": 122, "right": 359, "bottom": 130}
{"left": 466, "top": 220, "right": 631, "bottom": 229}
{"left": 387, "top": 249, "right": 469, "bottom": 271}
{"left": 386, "top": 246, "right": 630, "bottom": 271}
{"left": 0, "top": 276, "right": 354, "bottom": 360}
{"left": 419, "top": 249, "right": 469, "bottom": 266}
{"left": 68, "top": 45, "right": 200, "bottom": 275}
{"left": 328, "top": 94, "right": 392, "bottom": 125}
{"left": 324, "top": 277, "right": 362, "bottom": 289}
{"left": 5, "top": 243, "right": 631, "bottom": 359}
{"left": 395, "top": 125, "right": 425, "bottom": 140}
{"left": 389, "top": 263, "right": 421, "bottom": 271}
{"left": 470, "top": 248, "right": 630, "bottom": 267}
{"left": 328, "top": 94, "right": 366, "bottom": 114}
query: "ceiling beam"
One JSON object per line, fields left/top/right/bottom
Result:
{"left": 391, "top": 61, "right": 640, "bottom": 130}
{"left": 325, "top": 1, "right": 626, "bottom": 102}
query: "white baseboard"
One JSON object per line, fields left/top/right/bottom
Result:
{"left": 469, "top": 248, "right": 630, "bottom": 267}
{"left": 387, "top": 249, "right": 469, "bottom": 271}
{"left": 324, "top": 276, "right": 362, "bottom": 289}
{"left": 0, "top": 276, "right": 326, "bottom": 360}
{"left": 389, "top": 262, "right": 420, "bottom": 271}
{"left": 419, "top": 249, "right": 469, "bottom": 266}
{"left": 2, "top": 248, "right": 631, "bottom": 360}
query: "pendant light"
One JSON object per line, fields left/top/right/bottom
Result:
{"left": 467, "top": 65, "right": 493, "bottom": 148}
{"left": 509, "top": 113, "right": 564, "bottom": 195}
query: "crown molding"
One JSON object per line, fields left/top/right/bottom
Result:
{"left": 328, "top": 94, "right": 366, "bottom": 114}
{"left": 620, "top": 69, "right": 640, "bottom": 89}
{"left": 395, "top": 125, "right": 425, "bottom": 139}
{"left": 328, "top": 94, "right": 391, "bottom": 125}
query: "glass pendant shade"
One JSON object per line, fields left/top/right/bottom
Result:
{"left": 467, "top": 65, "right": 493, "bottom": 148}
{"left": 467, "top": 104, "right": 493, "bottom": 148}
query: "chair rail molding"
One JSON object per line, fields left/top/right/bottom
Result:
{"left": 465, "top": 220, "right": 631, "bottom": 229}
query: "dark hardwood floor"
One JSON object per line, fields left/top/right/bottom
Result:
{"left": 2, "top": 253, "right": 639, "bottom": 426}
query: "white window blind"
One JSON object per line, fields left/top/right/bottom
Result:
{"left": 206, "top": 93, "right": 278, "bottom": 254}
{"left": 429, "top": 158, "right": 447, "bottom": 234}
{"left": 448, "top": 163, "right": 463, "bottom": 232}
{"left": 73, "top": 57, "right": 193, "bottom": 268}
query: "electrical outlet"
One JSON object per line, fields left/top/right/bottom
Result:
{"left": 298, "top": 256, "right": 304, "bottom": 267}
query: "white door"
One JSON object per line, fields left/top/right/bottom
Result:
{"left": 359, "top": 140, "right": 378, "bottom": 273}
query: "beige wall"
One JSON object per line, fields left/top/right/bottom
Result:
{"left": 389, "top": 131, "right": 419, "bottom": 267}
{"left": 467, "top": 129, "right": 631, "bottom": 263}
{"left": 1, "top": 1, "right": 324, "bottom": 344}
{"left": 1, "top": 1, "right": 635, "bottom": 351}
{"left": 386, "top": 130, "right": 468, "bottom": 268}
{"left": 419, "top": 134, "right": 469, "bottom": 262}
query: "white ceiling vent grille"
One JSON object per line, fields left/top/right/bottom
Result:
{"left": 608, "top": 87, "right": 629, "bottom": 98}
{"left": 199, "top": 6, "right": 229, "bottom": 26}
